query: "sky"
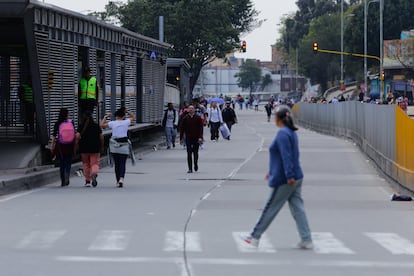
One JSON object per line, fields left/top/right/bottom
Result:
{"left": 43, "top": 0, "right": 298, "bottom": 61}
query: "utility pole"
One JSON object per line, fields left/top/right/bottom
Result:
{"left": 364, "top": 0, "right": 368, "bottom": 95}
{"left": 159, "top": 16, "right": 164, "bottom": 43}
{"left": 379, "top": 0, "right": 384, "bottom": 100}
{"left": 340, "top": 0, "right": 344, "bottom": 89}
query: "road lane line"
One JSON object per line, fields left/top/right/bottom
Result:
{"left": 365, "top": 233, "right": 414, "bottom": 255}
{"left": 88, "top": 230, "right": 131, "bottom": 251}
{"left": 16, "top": 230, "right": 66, "bottom": 249}
{"left": 164, "top": 231, "right": 201, "bottom": 252}
{"left": 232, "top": 232, "right": 276, "bottom": 253}
{"left": 0, "top": 188, "right": 45, "bottom": 203}
{"left": 312, "top": 232, "right": 354, "bottom": 254}
{"left": 55, "top": 256, "right": 414, "bottom": 269}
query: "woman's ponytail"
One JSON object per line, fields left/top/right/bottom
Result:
{"left": 275, "top": 105, "right": 298, "bottom": 131}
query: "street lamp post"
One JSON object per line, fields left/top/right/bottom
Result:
{"left": 379, "top": 0, "right": 384, "bottom": 100}
{"left": 364, "top": 0, "right": 381, "bottom": 97}
{"left": 341, "top": 0, "right": 344, "bottom": 89}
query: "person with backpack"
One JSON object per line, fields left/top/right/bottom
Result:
{"left": 242, "top": 106, "right": 313, "bottom": 250}
{"left": 75, "top": 111, "right": 104, "bottom": 188}
{"left": 51, "top": 108, "right": 75, "bottom": 186}
{"left": 100, "top": 107, "right": 135, "bottom": 188}
{"left": 162, "top": 103, "right": 179, "bottom": 149}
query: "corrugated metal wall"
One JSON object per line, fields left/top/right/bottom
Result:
{"left": 140, "top": 59, "right": 165, "bottom": 123}
{"left": 295, "top": 102, "right": 396, "bottom": 161}
{"left": 36, "top": 34, "right": 78, "bottom": 135}
{"left": 124, "top": 56, "right": 137, "bottom": 116}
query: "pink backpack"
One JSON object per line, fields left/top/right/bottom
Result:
{"left": 58, "top": 119, "right": 75, "bottom": 144}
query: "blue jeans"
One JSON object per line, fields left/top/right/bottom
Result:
{"left": 251, "top": 179, "right": 312, "bottom": 242}
{"left": 165, "top": 127, "right": 177, "bottom": 147}
{"left": 112, "top": 153, "right": 128, "bottom": 182}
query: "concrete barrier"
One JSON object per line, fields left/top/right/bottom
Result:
{"left": 294, "top": 102, "right": 414, "bottom": 192}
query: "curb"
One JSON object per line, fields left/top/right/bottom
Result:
{"left": 0, "top": 140, "right": 166, "bottom": 196}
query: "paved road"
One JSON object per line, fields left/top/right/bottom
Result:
{"left": 1, "top": 110, "right": 414, "bottom": 276}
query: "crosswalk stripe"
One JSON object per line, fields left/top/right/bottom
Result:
{"left": 232, "top": 232, "right": 276, "bottom": 253}
{"left": 312, "top": 232, "right": 355, "bottom": 254}
{"left": 365, "top": 233, "right": 414, "bottom": 255}
{"left": 16, "top": 230, "right": 66, "bottom": 250}
{"left": 164, "top": 231, "right": 202, "bottom": 252}
{"left": 88, "top": 230, "right": 131, "bottom": 251}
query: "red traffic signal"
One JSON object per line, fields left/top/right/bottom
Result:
{"left": 242, "top": 41, "right": 247, "bottom": 53}
{"left": 313, "top": 42, "right": 318, "bottom": 54}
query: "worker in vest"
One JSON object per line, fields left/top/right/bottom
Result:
{"left": 19, "top": 78, "right": 35, "bottom": 134}
{"left": 78, "top": 66, "right": 99, "bottom": 117}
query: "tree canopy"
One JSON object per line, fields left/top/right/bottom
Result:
{"left": 277, "top": 0, "right": 414, "bottom": 93}
{"left": 94, "top": 0, "right": 260, "bottom": 92}
{"left": 235, "top": 59, "right": 262, "bottom": 95}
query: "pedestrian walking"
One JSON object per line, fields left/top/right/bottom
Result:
{"left": 75, "top": 111, "right": 104, "bottom": 187}
{"left": 245, "top": 97, "right": 250, "bottom": 110}
{"left": 231, "top": 98, "right": 236, "bottom": 110}
{"left": 222, "top": 101, "right": 237, "bottom": 132}
{"left": 265, "top": 101, "right": 273, "bottom": 122}
{"left": 51, "top": 108, "right": 75, "bottom": 186}
{"left": 78, "top": 66, "right": 99, "bottom": 117}
{"left": 253, "top": 98, "right": 260, "bottom": 111}
{"left": 162, "top": 103, "right": 179, "bottom": 149}
{"left": 238, "top": 95, "right": 244, "bottom": 110}
{"left": 180, "top": 105, "right": 203, "bottom": 173}
{"left": 207, "top": 101, "right": 223, "bottom": 141}
{"left": 100, "top": 107, "right": 135, "bottom": 188}
{"left": 242, "top": 105, "right": 313, "bottom": 250}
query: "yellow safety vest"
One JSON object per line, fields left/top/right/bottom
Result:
{"left": 79, "top": 77, "right": 97, "bottom": 100}
{"left": 22, "top": 84, "right": 33, "bottom": 103}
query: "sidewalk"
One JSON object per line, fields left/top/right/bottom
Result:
{"left": 0, "top": 132, "right": 166, "bottom": 196}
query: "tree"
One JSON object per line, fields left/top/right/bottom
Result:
{"left": 298, "top": 13, "right": 342, "bottom": 92}
{"left": 99, "top": 0, "right": 260, "bottom": 92}
{"left": 261, "top": 74, "right": 273, "bottom": 91}
{"left": 235, "top": 59, "right": 262, "bottom": 96}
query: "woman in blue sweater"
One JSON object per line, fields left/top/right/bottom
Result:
{"left": 243, "top": 106, "right": 313, "bottom": 249}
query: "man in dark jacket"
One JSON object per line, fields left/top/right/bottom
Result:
{"left": 222, "top": 101, "right": 237, "bottom": 131}
{"left": 180, "top": 106, "right": 204, "bottom": 173}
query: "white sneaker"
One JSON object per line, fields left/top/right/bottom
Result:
{"left": 241, "top": 235, "right": 259, "bottom": 248}
{"left": 297, "top": 240, "right": 314, "bottom": 250}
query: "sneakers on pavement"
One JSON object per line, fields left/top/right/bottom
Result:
{"left": 241, "top": 235, "right": 259, "bottom": 248}
{"left": 84, "top": 181, "right": 91, "bottom": 188}
{"left": 297, "top": 240, "right": 314, "bottom": 250}
{"left": 91, "top": 174, "right": 98, "bottom": 187}
{"left": 117, "top": 178, "right": 124, "bottom": 188}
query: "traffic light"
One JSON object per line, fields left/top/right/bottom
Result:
{"left": 313, "top": 42, "right": 318, "bottom": 54}
{"left": 242, "top": 41, "right": 247, "bottom": 53}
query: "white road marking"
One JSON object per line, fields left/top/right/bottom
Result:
{"left": 16, "top": 230, "right": 66, "bottom": 249}
{"left": 164, "top": 231, "right": 201, "bottom": 252}
{"left": 232, "top": 232, "right": 276, "bottom": 253}
{"left": 56, "top": 256, "right": 414, "bottom": 269}
{"left": 312, "top": 232, "right": 354, "bottom": 254}
{"left": 0, "top": 189, "right": 45, "bottom": 203}
{"left": 365, "top": 233, "right": 414, "bottom": 255}
{"left": 88, "top": 230, "right": 131, "bottom": 251}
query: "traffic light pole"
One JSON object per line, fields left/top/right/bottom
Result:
{"left": 316, "top": 48, "right": 380, "bottom": 62}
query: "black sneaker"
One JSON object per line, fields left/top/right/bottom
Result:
{"left": 91, "top": 174, "right": 98, "bottom": 187}
{"left": 194, "top": 164, "right": 198, "bottom": 172}
{"left": 85, "top": 181, "right": 91, "bottom": 188}
{"left": 173, "top": 143, "right": 176, "bottom": 148}
{"left": 187, "top": 170, "right": 193, "bottom": 174}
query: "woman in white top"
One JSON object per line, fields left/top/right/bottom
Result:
{"left": 208, "top": 101, "right": 223, "bottom": 141}
{"left": 100, "top": 107, "right": 135, "bottom": 188}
